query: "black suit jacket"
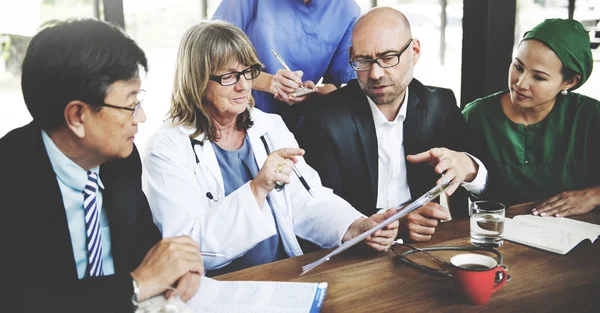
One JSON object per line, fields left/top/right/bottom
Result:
{"left": 297, "top": 79, "right": 471, "bottom": 218}
{"left": 0, "top": 122, "right": 161, "bottom": 313}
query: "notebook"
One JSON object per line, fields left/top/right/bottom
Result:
{"left": 504, "top": 214, "right": 600, "bottom": 255}
{"left": 187, "top": 277, "right": 328, "bottom": 313}
{"left": 290, "top": 86, "right": 317, "bottom": 98}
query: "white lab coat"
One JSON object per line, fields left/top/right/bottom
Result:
{"left": 142, "top": 108, "right": 364, "bottom": 270}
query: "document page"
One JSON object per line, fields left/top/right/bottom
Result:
{"left": 504, "top": 215, "right": 600, "bottom": 254}
{"left": 187, "top": 277, "right": 328, "bottom": 313}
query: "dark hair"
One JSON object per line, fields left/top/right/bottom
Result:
{"left": 21, "top": 18, "right": 148, "bottom": 130}
{"left": 561, "top": 66, "right": 578, "bottom": 83}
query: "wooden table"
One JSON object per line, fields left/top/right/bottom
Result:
{"left": 216, "top": 203, "right": 600, "bottom": 312}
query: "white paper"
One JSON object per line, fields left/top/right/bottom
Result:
{"left": 504, "top": 214, "right": 600, "bottom": 255}
{"left": 187, "top": 277, "right": 327, "bottom": 313}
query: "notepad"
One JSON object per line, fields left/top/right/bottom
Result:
{"left": 290, "top": 86, "right": 317, "bottom": 98}
{"left": 187, "top": 277, "right": 328, "bottom": 313}
{"left": 504, "top": 214, "right": 600, "bottom": 255}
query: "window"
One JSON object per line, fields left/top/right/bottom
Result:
{"left": 0, "top": 0, "right": 95, "bottom": 137}
{"left": 515, "top": 0, "right": 600, "bottom": 100}
{"left": 377, "top": 0, "right": 464, "bottom": 101}
{"left": 123, "top": 0, "right": 202, "bottom": 152}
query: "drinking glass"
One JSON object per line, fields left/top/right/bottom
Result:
{"left": 470, "top": 201, "right": 505, "bottom": 248}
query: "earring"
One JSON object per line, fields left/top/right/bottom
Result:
{"left": 561, "top": 90, "right": 568, "bottom": 96}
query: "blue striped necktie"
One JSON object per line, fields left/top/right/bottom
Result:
{"left": 83, "top": 171, "right": 104, "bottom": 277}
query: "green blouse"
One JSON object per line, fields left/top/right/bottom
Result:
{"left": 463, "top": 91, "right": 600, "bottom": 206}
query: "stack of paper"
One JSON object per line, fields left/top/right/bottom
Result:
{"left": 187, "top": 277, "right": 328, "bottom": 313}
{"left": 504, "top": 215, "right": 600, "bottom": 255}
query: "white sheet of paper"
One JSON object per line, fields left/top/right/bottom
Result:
{"left": 187, "top": 277, "right": 327, "bottom": 313}
{"left": 504, "top": 214, "right": 600, "bottom": 255}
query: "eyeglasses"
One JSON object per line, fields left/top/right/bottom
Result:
{"left": 349, "top": 38, "right": 414, "bottom": 72}
{"left": 209, "top": 64, "right": 262, "bottom": 86}
{"left": 97, "top": 89, "right": 146, "bottom": 117}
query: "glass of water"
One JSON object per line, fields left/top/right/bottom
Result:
{"left": 470, "top": 201, "right": 505, "bottom": 248}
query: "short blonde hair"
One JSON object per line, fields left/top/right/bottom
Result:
{"left": 169, "top": 20, "right": 262, "bottom": 141}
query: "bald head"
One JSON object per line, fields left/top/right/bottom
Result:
{"left": 352, "top": 7, "right": 412, "bottom": 43}
{"left": 349, "top": 7, "right": 420, "bottom": 109}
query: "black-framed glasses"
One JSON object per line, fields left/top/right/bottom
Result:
{"left": 98, "top": 89, "right": 145, "bottom": 117}
{"left": 349, "top": 38, "right": 414, "bottom": 72}
{"left": 209, "top": 64, "right": 262, "bottom": 86}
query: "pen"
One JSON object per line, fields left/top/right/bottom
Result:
{"left": 260, "top": 135, "right": 316, "bottom": 198}
{"left": 273, "top": 50, "right": 323, "bottom": 87}
{"left": 271, "top": 49, "right": 292, "bottom": 71}
{"left": 201, "top": 251, "right": 226, "bottom": 257}
{"left": 271, "top": 50, "right": 317, "bottom": 98}
{"left": 291, "top": 166, "right": 316, "bottom": 198}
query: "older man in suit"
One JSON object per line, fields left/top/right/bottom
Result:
{"left": 298, "top": 7, "right": 488, "bottom": 242}
{"left": 0, "top": 19, "right": 203, "bottom": 312}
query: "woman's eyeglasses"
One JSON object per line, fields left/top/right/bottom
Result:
{"left": 209, "top": 64, "right": 262, "bottom": 86}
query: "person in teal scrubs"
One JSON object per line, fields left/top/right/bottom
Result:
{"left": 212, "top": 0, "right": 359, "bottom": 129}
{"left": 463, "top": 19, "right": 600, "bottom": 217}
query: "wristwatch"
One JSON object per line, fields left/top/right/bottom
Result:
{"left": 131, "top": 277, "right": 141, "bottom": 304}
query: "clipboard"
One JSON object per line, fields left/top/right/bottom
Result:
{"left": 301, "top": 179, "right": 455, "bottom": 275}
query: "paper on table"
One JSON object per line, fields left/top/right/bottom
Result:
{"left": 301, "top": 179, "right": 454, "bottom": 275}
{"left": 187, "top": 277, "right": 328, "bottom": 313}
{"left": 504, "top": 214, "right": 600, "bottom": 255}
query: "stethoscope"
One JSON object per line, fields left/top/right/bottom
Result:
{"left": 190, "top": 135, "right": 273, "bottom": 203}
{"left": 390, "top": 241, "right": 510, "bottom": 282}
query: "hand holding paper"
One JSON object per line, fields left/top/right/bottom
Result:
{"left": 344, "top": 209, "right": 399, "bottom": 251}
{"left": 400, "top": 202, "right": 451, "bottom": 242}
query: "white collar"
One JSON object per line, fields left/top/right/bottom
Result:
{"left": 366, "top": 88, "right": 409, "bottom": 127}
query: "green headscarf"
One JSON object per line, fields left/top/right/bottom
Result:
{"left": 522, "top": 18, "right": 593, "bottom": 91}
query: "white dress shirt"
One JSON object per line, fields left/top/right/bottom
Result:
{"left": 41, "top": 130, "right": 115, "bottom": 279}
{"left": 366, "top": 90, "right": 487, "bottom": 210}
{"left": 368, "top": 90, "right": 412, "bottom": 209}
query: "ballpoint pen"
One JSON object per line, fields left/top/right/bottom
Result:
{"left": 201, "top": 251, "right": 226, "bottom": 257}
{"left": 260, "top": 135, "right": 316, "bottom": 198}
{"left": 271, "top": 50, "right": 292, "bottom": 71}
{"left": 271, "top": 50, "right": 316, "bottom": 98}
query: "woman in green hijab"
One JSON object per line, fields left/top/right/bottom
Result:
{"left": 463, "top": 18, "right": 599, "bottom": 217}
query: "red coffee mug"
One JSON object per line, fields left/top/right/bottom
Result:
{"left": 450, "top": 253, "right": 507, "bottom": 305}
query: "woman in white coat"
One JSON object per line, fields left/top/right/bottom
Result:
{"left": 143, "top": 20, "right": 398, "bottom": 275}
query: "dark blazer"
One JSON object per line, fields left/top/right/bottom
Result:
{"left": 297, "top": 79, "right": 471, "bottom": 218}
{"left": 0, "top": 122, "right": 161, "bottom": 313}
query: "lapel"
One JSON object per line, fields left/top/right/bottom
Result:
{"left": 403, "top": 81, "right": 424, "bottom": 156}
{"left": 246, "top": 109, "right": 292, "bottom": 218}
{"left": 23, "top": 124, "right": 79, "bottom": 280}
{"left": 348, "top": 81, "right": 379, "bottom": 199}
{"left": 100, "top": 159, "right": 136, "bottom": 273}
{"left": 190, "top": 108, "right": 277, "bottom": 209}
{"left": 246, "top": 109, "right": 271, "bottom": 173}
{"left": 187, "top": 127, "right": 225, "bottom": 197}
